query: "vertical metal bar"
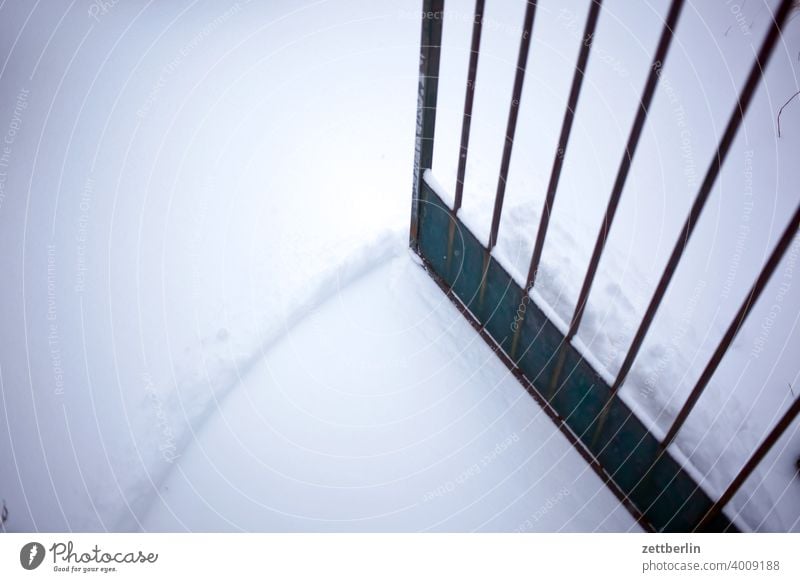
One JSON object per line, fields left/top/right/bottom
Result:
{"left": 605, "top": 0, "right": 793, "bottom": 397}
{"left": 663, "top": 204, "right": 800, "bottom": 447}
{"left": 453, "top": 0, "right": 485, "bottom": 213}
{"left": 525, "top": 0, "right": 602, "bottom": 290}
{"left": 410, "top": 0, "right": 445, "bottom": 250}
{"left": 487, "top": 0, "right": 537, "bottom": 252}
{"left": 566, "top": 0, "right": 684, "bottom": 343}
{"left": 510, "top": 0, "right": 602, "bottom": 361}
{"left": 447, "top": 0, "right": 484, "bottom": 273}
{"left": 696, "top": 394, "right": 800, "bottom": 531}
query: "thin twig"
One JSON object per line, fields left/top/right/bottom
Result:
{"left": 777, "top": 89, "right": 800, "bottom": 137}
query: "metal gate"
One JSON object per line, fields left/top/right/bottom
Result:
{"left": 409, "top": 0, "right": 800, "bottom": 532}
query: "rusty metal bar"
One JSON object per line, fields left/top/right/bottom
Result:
{"left": 663, "top": 203, "right": 800, "bottom": 447}
{"left": 565, "top": 0, "right": 684, "bottom": 343}
{"left": 487, "top": 0, "right": 537, "bottom": 251}
{"left": 696, "top": 394, "right": 800, "bottom": 531}
{"left": 410, "top": 0, "right": 445, "bottom": 250}
{"left": 525, "top": 0, "right": 602, "bottom": 290}
{"left": 606, "top": 0, "right": 793, "bottom": 397}
{"left": 453, "top": 0, "right": 485, "bottom": 213}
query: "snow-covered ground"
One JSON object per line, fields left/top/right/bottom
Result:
{"left": 0, "top": 0, "right": 798, "bottom": 532}
{"left": 141, "top": 248, "right": 638, "bottom": 532}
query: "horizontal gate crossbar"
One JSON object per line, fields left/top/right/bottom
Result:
{"left": 413, "top": 245, "right": 653, "bottom": 532}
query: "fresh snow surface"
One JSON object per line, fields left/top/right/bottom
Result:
{"left": 141, "top": 245, "right": 639, "bottom": 532}
{"left": 0, "top": 0, "right": 421, "bottom": 532}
